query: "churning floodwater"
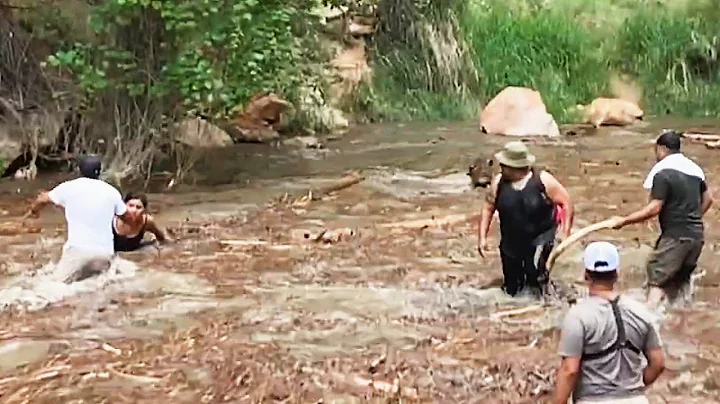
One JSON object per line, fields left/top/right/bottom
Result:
{"left": 1, "top": 118, "right": 720, "bottom": 401}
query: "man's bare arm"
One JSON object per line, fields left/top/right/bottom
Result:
{"left": 478, "top": 175, "right": 500, "bottom": 245}
{"left": 701, "top": 189, "right": 713, "bottom": 215}
{"left": 617, "top": 199, "right": 663, "bottom": 228}
{"left": 25, "top": 192, "right": 54, "bottom": 217}
{"left": 479, "top": 203, "right": 496, "bottom": 243}
{"left": 643, "top": 346, "right": 665, "bottom": 387}
{"left": 552, "top": 356, "right": 580, "bottom": 404}
{"left": 541, "top": 172, "right": 574, "bottom": 238}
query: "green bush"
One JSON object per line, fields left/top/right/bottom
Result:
{"left": 34, "top": 0, "right": 720, "bottom": 127}
{"left": 353, "top": 0, "right": 479, "bottom": 122}
{"left": 361, "top": 0, "right": 720, "bottom": 123}
{"left": 46, "top": 0, "right": 327, "bottom": 120}
{"left": 614, "top": 8, "right": 720, "bottom": 116}
{"left": 359, "top": 1, "right": 609, "bottom": 123}
{"left": 460, "top": 4, "right": 608, "bottom": 120}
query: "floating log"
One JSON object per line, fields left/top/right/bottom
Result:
{"left": 491, "top": 304, "right": 544, "bottom": 320}
{"left": 310, "top": 173, "right": 364, "bottom": 200}
{"left": 683, "top": 133, "right": 720, "bottom": 141}
{"left": 379, "top": 213, "right": 478, "bottom": 230}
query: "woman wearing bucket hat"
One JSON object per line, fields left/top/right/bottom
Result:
{"left": 478, "top": 141, "right": 574, "bottom": 296}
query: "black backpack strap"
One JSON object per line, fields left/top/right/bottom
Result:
{"left": 581, "top": 296, "right": 642, "bottom": 361}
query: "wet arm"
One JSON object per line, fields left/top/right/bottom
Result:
{"left": 643, "top": 347, "right": 665, "bottom": 387}
{"left": 27, "top": 181, "right": 69, "bottom": 217}
{"left": 479, "top": 177, "right": 499, "bottom": 243}
{"left": 621, "top": 199, "right": 663, "bottom": 226}
{"left": 553, "top": 356, "right": 580, "bottom": 404}
{"left": 621, "top": 174, "right": 667, "bottom": 226}
{"left": 146, "top": 216, "right": 170, "bottom": 243}
{"left": 553, "top": 312, "right": 584, "bottom": 404}
{"left": 643, "top": 325, "right": 666, "bottom": 387}
{"left": 112, "top": 192, "right": 129, "bottom": 221}
{"left": 701, "top": 183, "right": 713, "bottom": 215}
{"left": 541, "top": 172, "right": 574, "bottom": 237}
{"left": 27, "top": 191, "right": 54, "bottom": 216}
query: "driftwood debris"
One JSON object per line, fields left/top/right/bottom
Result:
{"left": 327, "top": 372, "right": 419, "bottom": 399}
{"left": 218, "top": 239, "right": 295, "bottom": 251}
{"left": 219, "top": 239, "right": 268, "bottom": 247}
{"left": 310, "top": 227, "right": 356, "bottom": 243}
{"left": 520, "top": 138, "right": 577, "bottom": 148}
{"left": 681, "top": 131, "right": 720, "bottom": 149}
{"left": 546, "top": 218, "right": 618, "bottom": 273}
{"left": 309, "top": 174, "right": 364, "bottom": 200}
{"left": 379, "top": 213, "right": 478, "bottom": 230}
{"left": 0, "top": 220, "right": 41, "bottom": 236}
{"left": 277, "top": 173, "right": 365, "bottom": 206}
{"left": 490, "top": 305, "right": 544, "bottom": 320}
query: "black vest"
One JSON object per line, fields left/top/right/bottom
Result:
{"left": 495, "top": 169, "right": 556, "bottom": 249}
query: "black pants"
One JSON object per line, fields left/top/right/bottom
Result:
{"left": 499, "top": 241, "right": 554, "bottom": 296}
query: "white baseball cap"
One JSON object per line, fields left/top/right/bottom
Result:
{"left": 583, "top": 241, "right": 620, "bottom": 272}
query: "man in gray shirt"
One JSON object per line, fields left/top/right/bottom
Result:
{"left": 552, "top": 242, "right": 666, "bottom": 404}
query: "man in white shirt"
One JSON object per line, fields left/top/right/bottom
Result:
{"left": 25, "top": 154, "right": 128, "bottom": 283}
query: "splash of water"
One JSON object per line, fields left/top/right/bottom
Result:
{"left": 0, "top": 257, "right": 139, "bottom": 312}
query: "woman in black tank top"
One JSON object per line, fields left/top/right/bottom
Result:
{"left": 113, "top": 192, "right": 170, "bottom": 252}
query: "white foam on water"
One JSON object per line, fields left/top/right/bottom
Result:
{"left": 364, "top": 169, "right": 472, "bottom": 198}
{"left": 0, "top": 257, "right": 139, "bottom": 312}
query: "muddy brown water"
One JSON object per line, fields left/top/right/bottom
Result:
{"left": 1, "top": 118, "right": 720, "bottom": 401}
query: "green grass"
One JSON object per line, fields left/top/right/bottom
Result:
{"left": 460, "top": 3, "right": 608, "bottom": 121}
{"left": 357, "top": 0, "right": 720, "bottom": 123}
{"left": 351, "top": 0, "right": 480, "bottom": 122}
{"left": 614, "top": 7, "right": 720, "bottom": 116}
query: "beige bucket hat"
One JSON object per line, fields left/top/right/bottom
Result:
{"left": 494, "top": 141, "right": 536, "bottom": 168}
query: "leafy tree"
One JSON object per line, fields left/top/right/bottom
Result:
{"left": 47, "top": 0, "right": 330, "bottom": 119}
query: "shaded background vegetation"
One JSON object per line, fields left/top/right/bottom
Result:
{"left": 360, "top": 0, "right": 720, "bottom": 122}
{"left": 4, "top": 0, "right": 720, "bottom": 183}
{"left": 9, "top": 0, "right": 720, "bottom": 125}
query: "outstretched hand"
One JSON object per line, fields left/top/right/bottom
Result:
{"left": 609, "top": 216, "right": 627, "bottom": 230}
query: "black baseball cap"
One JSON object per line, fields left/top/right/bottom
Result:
{"left": 77, "top": 154, "right": 103, "bottom": 179}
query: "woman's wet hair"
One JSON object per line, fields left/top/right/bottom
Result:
{"left": 124, "top": 192, "right": 148, "bottom": 209}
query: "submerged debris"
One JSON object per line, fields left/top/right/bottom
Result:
{"left": 1, "top": 145, "right": 720, "bottom": 402}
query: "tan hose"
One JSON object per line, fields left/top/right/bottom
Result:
{"left": 546, "top": 218, "right": 618, "bottom": 273}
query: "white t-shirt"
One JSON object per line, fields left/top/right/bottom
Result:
{"left": 47, "top": 177, "right": 127, "bottom": 255}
